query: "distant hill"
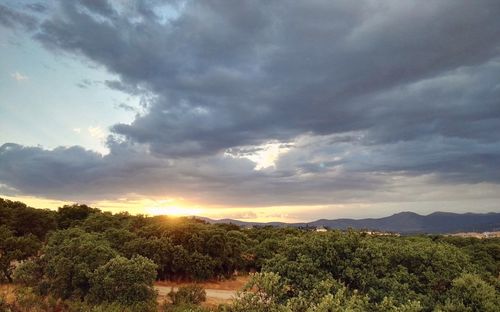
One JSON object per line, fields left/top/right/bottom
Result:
{"left": 198, "top": 211, "right": 500, "bottom": 234}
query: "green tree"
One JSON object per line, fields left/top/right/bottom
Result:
{"left": 103, "top": 228, "right": 137, "bottom": 253}
{"left": 43, "top": 228, "right": 118, "bottom": 299}
{"left": 304, "top": 287, "right": 370, "bottom": 312}
{"left": 264, "top": 254, "right": 332, "bottom": 298}
{"left": 56, "top": 204, "right": 100, "bottom": 229}
{"left": 230, "top": 272, "right": 289, "bottom": 312}
{"left": 82, "top": 212, "right": 130, "bottom": 233}
{"left": 0, "top": 198, "right": 56, "bottom": 239}
{"left": 88, "top": 255, "right": 157, "bottom": 309}
{"left": 188, "top": 252, "right": 217, "bottom": 280}
{"left": 123, "top": 236, "right": 174, "bottom": 280}
{"left": 436, "top": 273, "right": 500, "bottom": 312}
{"left": 13, "top": 258, "right": 44, "bottom": 287}
{"left": 0, "top": 225, "right": 40, "bottom": 282}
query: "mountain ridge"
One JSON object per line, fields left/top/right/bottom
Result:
{"left": 196, "top": 211, "right": 500, "bottom": 234}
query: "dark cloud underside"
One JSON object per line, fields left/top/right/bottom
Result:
{"left": 1, "top": 0, "right": 500, "bottom": 209}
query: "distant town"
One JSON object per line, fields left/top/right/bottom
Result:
{"left": 449, "top": 231, "right": 500, "bottom": 239}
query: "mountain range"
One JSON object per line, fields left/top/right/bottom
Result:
{"left": 198, "top": 211, "right": 500, "bottom": 234}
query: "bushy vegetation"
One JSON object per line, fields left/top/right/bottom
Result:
{"left": 168, "top": 285, "right": 206, "bottom": 305}
{"left": 1, "top": 198, "right": 499, "bottom": 311}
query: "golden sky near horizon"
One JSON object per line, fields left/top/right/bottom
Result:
{"left": 4, "top": 191, "right": 500, "bottom": 223}
{"left": 1, "top": 194, "right": 306, "bottom": 222}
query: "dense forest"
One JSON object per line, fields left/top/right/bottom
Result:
{"left": 0, "top": 198, "right": 499, "bottom": 311}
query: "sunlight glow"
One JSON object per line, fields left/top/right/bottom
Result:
{"left": 146, "top": 205, "right": 203, "bottom": 217}
{"left": 225, "top": 142, "right": 292, "bottom": 170}
{"left": 1, "top": 195, "right": 71, "bottom": 209}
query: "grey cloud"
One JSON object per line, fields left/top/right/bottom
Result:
{"left": 33, "top": 0, "right": 500, "bottom": 157}
{"left": 0, "top": 4, "right": 37, "bottom": 31}
{"left": 0, "top": 143, "right": 104, "bottom": 195}
{"left": 76, "top": 78, "right": 93, "bottom": 88}
{"left": 1, "top": 0, "right": 500, "bottom": 208}
{"left": 25, "top": 3, "right": 48, "bottom": 13}
{"left": 0, "top": 142, "right": 173, "bottom": 201}
{"left": 363, "top": 62, "right": 500, "bottom": 145}
{"left": 105, "top": 80, "right": 142, "bottom": 95}
{"left": 115, "top": 103, "right": 138, "bottom": 113}
{"left": 78, "top": 0, "right": 116, "bottom": 17}
{"left": 0, "top": 142, "right": 384, "bottom": 206}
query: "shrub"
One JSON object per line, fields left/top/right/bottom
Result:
{"left": 168, "top": 285, "right": 206, "bottom": 305}
{"left": 0, "top": 293, "right": 12, "bottom": 312}
{"left": 13, "top": 259, "right": 44, "bottom": 287}
{"left": 66, "top": 300, "right": 157, "bottom": 312}
{"left": 13, "top": 287, "right": 49, "bottom": 312}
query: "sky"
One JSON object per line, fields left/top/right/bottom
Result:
{"left": 1, "top": 0, "right": 500, "bottom": 222}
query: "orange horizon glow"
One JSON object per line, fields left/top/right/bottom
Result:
{"left": 0, "top": 194, "right": 309, "bottom": 222}
{"left": 2, "top": 193, "right": 492, "bottom": 222}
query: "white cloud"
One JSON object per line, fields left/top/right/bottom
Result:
{"left": 225, "top": 142, "right": 293, "bottom": 170}
{"left": 72, "top": 128, "right": 81, "bottom": 134}
{"left": 11, "top": 72, "right": 28, "bottom": 81}
{"left": 87, "top": 126, "right": 110, "bottom": 155}
{"left": 88, "top": 126, "right": 106, "bottom": 140}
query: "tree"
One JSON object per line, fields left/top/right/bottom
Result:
{"left": 230, "top": 272, "right": 289, "bottom": 312}
{"left": 123, "top": 236, "right": 174, "bottom": 280}
{"left": 437, "top": 273, "right": 500, "bottom": 312}
{"left": 13, "top": 258, "right": 44, "bottom": 287}
{"left": 81, "top": 212, "right": 129, "bottom": 233}
{"left": 88, "top": 255, "right": 157, "bottom": 309}
{"left": 56, "top": 204, "right": 100, "bottom": 229}
{"left": 304, "top": 288, "right": 370, "bottom": 312}
{"left": 103, "top": 228, "right": 137, "bottom": 253}
{"left": 43, "top": 228, "right": 118, "bottom": 299}
{"left": 0, "top": 198, "right": 56, "bottom": 239}
{"left": 188, "top": 252, "right": 217, "bottom": 280}
{"left": 264, "top": 254, "right": 332, "bottom": 298}
{"left": 0, "top": 225, "right": 40, "bottom": 282}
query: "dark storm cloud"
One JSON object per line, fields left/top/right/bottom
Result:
{"left": 25, "top": 3, "right": 48, "bottom": 13}
{"left": 78, "top": 0, "right": 116, "bottom": 16}
{"left": 1, "top": 0, "right": 500, "bottom": 206}
{"left": 33, "top": 0, "right": 500, "bottom": 156}
{"left": 0, "top": 142, "right": 383, "bottom": 206}
{"left": 0, "top": 142, "right": 174, "bottom": 200}
{"left": 0, "top": 143, "right": 105, "bottom": 194}
{"left": 0, "top": 4, "right": 37, "bottom": 30}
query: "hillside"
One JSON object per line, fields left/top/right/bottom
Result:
{"left": 199, "top": 211, "right": 500, "bottom": 234}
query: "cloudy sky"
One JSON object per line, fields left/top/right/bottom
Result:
{"left": 1, "top": 0, "right": 500, "bottom": 221}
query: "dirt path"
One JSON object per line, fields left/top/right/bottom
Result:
{"left": 155, "top": 276, "right": 248, "bottom": 305}
{"left": 155, "top": 285, "right": 237, "bottom": 300}
{"left": 155, "top": 276, "right": 248, "bottom": 291}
